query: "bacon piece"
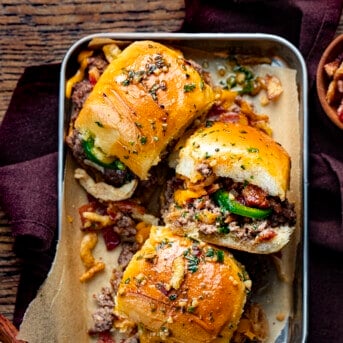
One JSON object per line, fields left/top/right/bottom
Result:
{"left": 242, "top": 184, "right": 270, "bottom": 208}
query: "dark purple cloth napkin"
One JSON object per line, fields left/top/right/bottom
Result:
{"left": 181, "top": 0, "right": 343, "bottom": 342}
{"left": 0, "top": 64, "right": 60, "bottom": 327}
{"left": 1, "top": 0, "right": 343, "bottom": 340}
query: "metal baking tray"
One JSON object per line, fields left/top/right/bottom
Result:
{"left": 58, "top": 33, "right": 308, "bottom": 343}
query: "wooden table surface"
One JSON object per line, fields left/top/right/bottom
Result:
{"left": 0, "top": 0, "right": 185, "bottom": 323}
{"left": 0, "top": 0, "right": 342, "bottom": 327}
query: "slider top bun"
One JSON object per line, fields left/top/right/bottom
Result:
{"left": 73, "top": 40, "right": 215, "bottom": 180}
{"left": 174, "top": 122, "right": 290, "bottom": 200}
{"left": 115, "top": 226, "right": 249, "bottom": 343}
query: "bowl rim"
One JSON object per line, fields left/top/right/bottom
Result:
{"left": 316, "top": 33, "right": 343, "bottom": 130}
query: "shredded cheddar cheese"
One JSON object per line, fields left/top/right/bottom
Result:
{"left": 135, "top": 221, "right": 152, "bottom": 244}
{"left": 65, "top": 50, "right": 93, "bottom": 98}
{"left": 174, "top": 188, "right": 207, "bottom": 206}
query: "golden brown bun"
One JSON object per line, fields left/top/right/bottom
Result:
{"left": 173, "top": 122, "right": 290, "bottom": 200}
{"left": 73, "top": 40, "right": 215, "bottom": 180}
{"left": 115, "top": 226, "right": 249, "bottom": 343}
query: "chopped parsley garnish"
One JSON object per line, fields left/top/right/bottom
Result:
{"left": 205, "top": 120, "right": 214, "bottom": 127}
{"left": 183, "top": 248, "right": 200, "bottom": 273}
{"left": 238, "top": 271, "right": 249, "bottom": 282}
{"left": 184, "top": 83, "right": 196, "bottom": 93}
{"left": 205, "top": 247, "right": 215, "bottom": 257}
{"left": 181, "top": 211, "right": 189, "bottom": 218}
{"left": 223, "top": 64, "right": 260, "bottom": 95}
{"left": 121, "top": 55, "right": 168, "bottom": 87}
{"left": 216, "top": 250, "right": 224, "bottom": 263}
{"left": 205, "top": 247, "right": 224, "bottom": 263}
{"left": 169, "top": 294, "right": 177, "bottom": 301}
{"left": 157, "top": 238, "right": 172, "bottom": 250}
{"left": 247, "top": 147, "right": 259, "bottom": 153}
{"left": 149, "top": 83, "right": 160, "bottom": 100}
{"left": 233, "top": 65, "right": 254, "bottom": 80}
{"left": 149, "top": 81, "right": 167, "bottom": 101}
{"left": 121, "top": 79, "right": 130, "bottom": 86}
{"left": 187, "top": 306, "right": 196, "bottom": 313}
{"left": 226, "top": 74, "right": 237, "bottom": 88}
{"left": 218, "top": 225, "right": 230, "bottom": 234}
{"left": 140, "top": 136, "right": 148, "bottom": 145}
{"left": 200, "top": 80, "right": 205, "bottom": 90}
{"left": 115, "top": 160, "right": 126, "bottom": 170}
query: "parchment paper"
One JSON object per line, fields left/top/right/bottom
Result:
{"left": 18, "top": 50, "right": 301, "bottom": 343}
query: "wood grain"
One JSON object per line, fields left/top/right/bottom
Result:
{"left": 0, "top": 0, "right": 185, "bottom": 323}
{"left": 0, "top": 0, "right": 185, "bottom": 123}
{"left": 0, "top": 216, "right": 21, "bottom": 320}
{"left": 0, "top": 0, "right": 342, "bottom": 326}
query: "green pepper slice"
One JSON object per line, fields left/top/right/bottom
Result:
{"left": 213, "top": 189, "right": 272, "bottom": 219}
{"left": 82, "top": 138, "right": 126, "bottom": 171}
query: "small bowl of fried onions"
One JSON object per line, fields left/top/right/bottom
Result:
{"left": 316, "top": 34, "right": 343, "bottom": 129}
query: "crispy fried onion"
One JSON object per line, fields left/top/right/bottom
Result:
{"left": 74, "top": 168, "right": 138, "bottom": 202}
{"left": 79, "top": 232, "right": 105, "bottom": 282}
{"left": 78, "top": 200, "right": 159, "bottom": 282}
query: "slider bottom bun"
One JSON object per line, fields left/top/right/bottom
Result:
{"left": 164, "top": 202, "right": 294, "bottom": 254}
{"left": 199, "top": 225, "right": 294, "bottom": 255}
{"left": 167, "top": 220, "right": 293, "bottom": 255}
{"left": 115, "top": 226, "right": 250, "bottom": 343}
